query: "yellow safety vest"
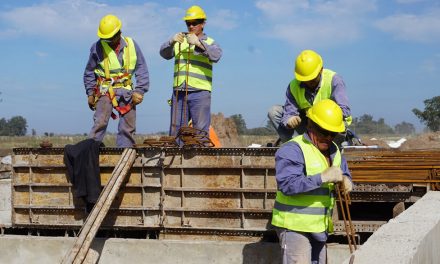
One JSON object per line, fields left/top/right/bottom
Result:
{"left": 289, "top": 69, "right": 352, "bottom": 125}
{"left": 94, "top": 37, "right": 137, "bottom": 92}
{"left": 271, "top": 135, "right": 341, "bottom": 233}
{"left": 173, "top": 37, "right": 214, "bottom": 91}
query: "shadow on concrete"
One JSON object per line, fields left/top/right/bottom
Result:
{"left": 242, "top": 230, "right": 280, "bottom": 264}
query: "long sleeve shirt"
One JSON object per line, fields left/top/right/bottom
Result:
{"left": 281, "top": 72, "right": 351, "bottom": 127}
{"left": 274, "top": 133, "right": 352, "bottom": 241}
{"left": 83, "top": 37, "right": 150, "bottom": 96}
{"left": 275, "top": 133, "right": 352, "bottom": 196}
{"left": 159, "top": 33, "right": 222, "bottom": 91}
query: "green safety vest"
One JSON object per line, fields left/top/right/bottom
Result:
{"left": 173, "top": 37, "right": 214, "bottom": 91}
{"left": 271, "top": 135, "right": 342, "bottom": 233}
{"left": 94, "top": 37, "right": 137, "bottom": 91}
{"left": 290, "top": 69, "right": 352, "bottom": 125}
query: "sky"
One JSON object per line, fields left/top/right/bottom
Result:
{"left": 0, "top": 0, "right": 439, "bottom": 135}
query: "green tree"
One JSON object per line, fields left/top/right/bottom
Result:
{"left": 8, "top": 116, "right": 27, "bottom": 136}
{"left": 230, "top": 114, "right": 247, "bottom": 135}
{"left": 394, "top": 122, "right": 415, "bottom": 135}
{"left": 0, "top": 116, "right": 27, "bottom": 136}
{"left": 412, "top": 96, "right": 440, "bottom": 132}
{"left": 352, "top": 114, "right": 394, "bottom": 134}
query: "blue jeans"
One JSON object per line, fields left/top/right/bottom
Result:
{"left": 89, "top": 95, "right": 136, "bottom": 148}
{"left": 169, "top": 90, "right": 211, "bottom": 136}
{"left": 276, "top": 229, "right": 326, "bottom": 264}
{"left": 267, "top": 105, "right": 306, "bottom": 143}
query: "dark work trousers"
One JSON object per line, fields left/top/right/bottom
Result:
{"left": 64, "top": 139, "right": 103, "bottom": 203}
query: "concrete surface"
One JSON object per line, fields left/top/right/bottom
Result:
{"left": 0, "top": 236, "right": 350, "bottom": 264}
{"left": 343, "top": 191, "right": 440, "bottom": 264}
{"left": 0, "top": 179, "right": 11, "bottom": 226}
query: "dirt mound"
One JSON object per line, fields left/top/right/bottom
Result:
{"left": 211, "top": 113, "right": 241, "bottom": 147}
{"left": 360, "top": 137, "right": 391, "bottom": 149}
{"left": 400, "top": 132, "right": 440, "bottom": 150}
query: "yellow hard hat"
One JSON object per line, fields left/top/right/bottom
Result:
{"left": 306, "top": 99, "right": 345, "bottom": 132}
{"left": 294, "top": 50, "right": 323, "bottom": 82}
{"left": 97, "top": 14, "right": 122, "bottom": 39}
{"left": 183, "top": 5, "right": 207, "bottom": 21}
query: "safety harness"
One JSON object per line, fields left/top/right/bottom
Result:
{"left": 94, "top": 37, "right": 135, "bottom": 119}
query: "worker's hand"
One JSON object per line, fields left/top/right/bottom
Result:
{"left": 172, "top": 32, "right": 185, "bottom": 44}
{"left": 186, "top": 33, "right": 204, "bottom": 49}
{"left": 321, "top": 167, "right": 343, "bottom": 183}
{"left": 342, "top": 176, "right": 353, "bottom": 193}
{"left": 87, "top": 95, "right": 95, "bottom": 111}
{"left": 286, "top": 116, "right": 301, "bottom": 129}
{"left": 132, "top": 92, "right": 143, "bottom": 105}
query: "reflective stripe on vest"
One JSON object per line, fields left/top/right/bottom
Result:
{"left": 271, "top": 135, "right": 341, "bottom": 233}
{"left": 94, "top": 37, "right": 137, "bottom": 91}
{"left": 173, "top": 37, "right": 214, "bottom": 91}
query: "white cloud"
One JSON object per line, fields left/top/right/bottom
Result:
{"left": 208, "top": 9, "right": 239, "bottom": 30}
{"left": 375, "top": 9, "right": 440, "bottom": 43}
{"left": 395, "top": 0, "right": 425, "bottom": 3}
{"left": 35, "top": 51, "right": 48, "bottom": 58}
{"left": 255, "top": 0, "right": 376, "bottom": 48}
{"left": 0, "top": 1, "right": 179, "bottom": 55}
{"left": 255, "top": 0, "right": 310, "bottom": 20}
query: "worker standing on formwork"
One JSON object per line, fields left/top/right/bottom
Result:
{"left": 84, "top": 14, "right": 150, "bottom": 147}
{"left": 268, "top": 50, "right": 352, "bottom": 146}
{"left": 159, "top": 5, "right": 222, "bottom": 139}
{"left": 271, "top": 99, "right": 353, "bottom": 264}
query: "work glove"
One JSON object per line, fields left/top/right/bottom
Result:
{"left": 132, "top": 92, "right": 143, "bottom": 105}
{"left": 87, "top": 95, "right": 95, "bottom": 111}
{"left": 286, "top": 116, "right": 301, "bottom": 129}
{"left": 321, "top": 167, "right": 343, "bottom": 183}
{"left": 186, "top": 33, "right": 205, "bottom": 50}
{"left": 172, "top": 32, "right": 185, "bottom": 44}
{"left": 341, "top": 176, "right": 353, "bottom": 193}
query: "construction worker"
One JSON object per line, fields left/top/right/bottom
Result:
{"left": 268, "top": 49, "right": 351, "bottom": 146}
{"left": 84, "top": 14, "right": 149, "bottom": 147}
{"left": 271, "top": 99, "right": 353, "bottom": 264}
{"left": 159, "top": 5, "right": 222, "bottom": 138}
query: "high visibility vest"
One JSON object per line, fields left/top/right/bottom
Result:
{"left": 271, "top": 135, "right": 341, "bottom": 233}
{"left": 289, "top": 69, "right": 352, "bottom": 125}
{"left": 173, "top": 37, "right": 214, "bottom": 91}
{"left": 94, "top": 37, "right": 137, "bottom": 92}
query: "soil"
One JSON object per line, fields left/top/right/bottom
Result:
{"left": 210, "top": 113, "right": 240, "bottom": 147}
{"left": 399, "top": 132, "right": 440, "bottom": 150}
{"left": 359, "top": 131, "right": 440, "bottom": 150}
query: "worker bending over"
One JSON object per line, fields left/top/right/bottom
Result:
{"left": 271, "top": 99, "right": 353, "bottom": 264}
{"left": 84, "top": 14, "right": 149, "bottom": 147}
{"left": 268, "top": 50, "right": 351, "bottom": 146}
{"left": 160, "top": 5, "right": 222, "bottom": 138}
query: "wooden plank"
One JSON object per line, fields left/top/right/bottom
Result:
{"left": 62, "top": 148, "right": 136, "bottom": 264}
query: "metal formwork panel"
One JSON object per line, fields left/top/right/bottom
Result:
{"left": 11, "top": 147, "right": 438, "bottom": 237}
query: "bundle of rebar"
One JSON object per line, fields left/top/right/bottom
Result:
{"left": 344, "top": 149, "right": 440, "bottom": 189}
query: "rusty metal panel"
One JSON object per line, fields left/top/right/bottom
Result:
{"left": 10, "top": 147, "right": 437, "bottom": 239}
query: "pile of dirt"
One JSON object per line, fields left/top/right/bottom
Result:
{"left": 360, "top": 137, "right": 391, "bottom": 149}
{"left": 400, "top": 132, "right": 440, "bottom": 150}
{"left": 211, "top": 113, "right": 241, "bottom": 147}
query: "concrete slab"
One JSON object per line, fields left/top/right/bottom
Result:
{"left": 343, "top": 191, "right": 440, "bottom": 263}
{"left": 0, "top": 235, "right": 351, "bottom": 264}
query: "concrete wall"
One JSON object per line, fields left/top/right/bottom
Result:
{"left": 0, "top": 236, "right": 350, "bottom": 264}
{"left": 343, "top": 191, "right": 440, "bottom": 263}
{"left": 0, "top": 179, "right": 11, "bottom": 227}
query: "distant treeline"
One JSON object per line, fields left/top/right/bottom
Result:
{"left": 0, "top": 116, "right": 27, "bottom": 136}
{"left": 230, "top": 113, "right": 418, "bottom": 136}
